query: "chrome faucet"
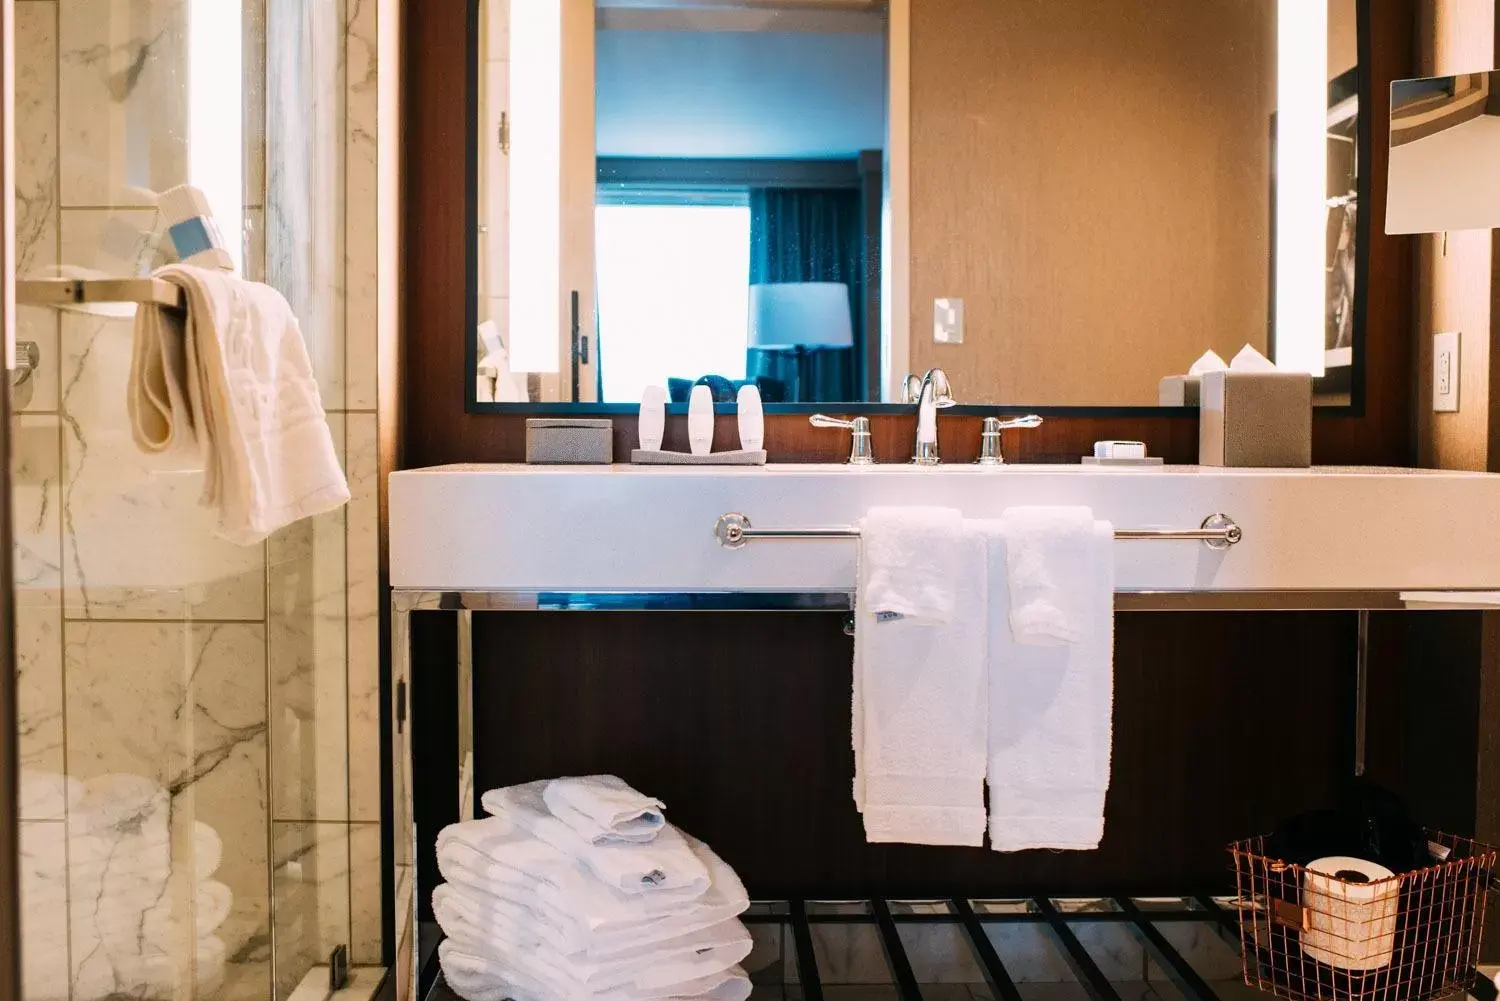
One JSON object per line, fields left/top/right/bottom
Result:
{"left": 912, "top": 368, "right": 954, "bottom": 464}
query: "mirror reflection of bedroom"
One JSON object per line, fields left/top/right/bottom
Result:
{"left": 593, "top": 1, "right": 886, "bottom": 405}
{"left": 475, "top": 0, "right": 887, "bottom": 405}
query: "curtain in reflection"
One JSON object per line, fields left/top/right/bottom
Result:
{"left": 748, "top": 188, "right": 862, "bottom": 401}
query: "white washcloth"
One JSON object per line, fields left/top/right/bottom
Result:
{"left": 433, "top": 884, "right": 750, "bottom": 980}
{"left": 439, "top": 940, "right": 751, "bottom": 1001}
{"left": 996, "top": 506, "right": 1098, "bottom": 647}
{"left": 542, "top": 775, "right": 666, "bottom": 844}
{"left": 853, "top": 521, "right": 988, "bottom": 846}
{"left": 857, "top": 507, "right": 965, "bottom": 624}
{"left": 128, "top": 263, "right": 350, "bottom": 545}
{"left": 981, "top": 517, "right": 1115, "bottom": 851}
{"left": 435, "top": 816, "right": 748, "bottom": 948}
{"left": 483, "top": 781, "right": 709, "bottom": 895}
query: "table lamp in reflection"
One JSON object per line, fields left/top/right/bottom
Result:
{"left": 747, "top": 282, "right": 855, "bottom": 403}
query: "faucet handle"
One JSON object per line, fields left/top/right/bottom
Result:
{"left": 978, "top": 414, "right": 1044, "bottom": 465}
{"left": 810, "top": 414, "right": 875, "bottom": 465}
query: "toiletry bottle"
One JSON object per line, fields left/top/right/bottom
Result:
{"left": 639, "top": 386, "right": 666, "bottom": 452}
{"left": 737, "top": 384, "right": 764, "bottom": 451}
{"left": 688, "top": 385, "right": 714, "bottom": 455}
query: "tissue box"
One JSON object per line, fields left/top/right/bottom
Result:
{"left": 1199, "top": 371, "right": 1312, "bottom": 467}
{"left": 525, "top": 419, "right": 614, "bottom": 464}
{"left": 1159, "top": 375, "right": 1201, "bottom": 406}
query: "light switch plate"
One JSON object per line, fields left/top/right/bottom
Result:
{"left": 1434, "top": 330, "right": 1459, "bottom": 413}
{"left": 933, "top": 298, "right": 964, "bottom": 344}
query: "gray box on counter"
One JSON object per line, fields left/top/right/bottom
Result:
{"left": 1198, "top": 371, "right": 1312, "bottom": 467}
{"left": 525, "top": 418, "right": 614, "bottom": 464}
{"left": 1158, "top": 375, "right": 1201, "bottom": 406}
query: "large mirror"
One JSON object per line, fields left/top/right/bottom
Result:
{"left": 1387, "top": 70, "right": 1500, "bottom": 234}
{"left": 470, "top": 0, "right": 1366, "bottom": 411}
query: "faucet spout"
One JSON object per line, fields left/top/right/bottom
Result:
{"left": 912, "top": 368, "right": 951, "bottom": 465}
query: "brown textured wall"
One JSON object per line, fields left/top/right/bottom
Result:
{"left": 908, "top": 0, "right": 1275, "bottom": 406}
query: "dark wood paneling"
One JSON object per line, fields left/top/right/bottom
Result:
{"left": 454, "top": 611, "right": 1353, "bottom": 898}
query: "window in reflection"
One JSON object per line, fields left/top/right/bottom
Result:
{"left": 595, "top": 201, "right": 751, "bottom": 404}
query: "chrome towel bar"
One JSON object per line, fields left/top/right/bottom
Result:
{"left": 714, "top": 512, "right": 1243, "bottom": 551}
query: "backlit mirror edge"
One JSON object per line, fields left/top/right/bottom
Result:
{"left": 463, "top": 0, "right": 1372, "bottom": 419}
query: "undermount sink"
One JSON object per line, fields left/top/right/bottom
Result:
{"left": 389, "top": 463, "right": 1500, "bottom": 594}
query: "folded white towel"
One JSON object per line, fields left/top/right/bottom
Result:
{"left": 542, "top": 775, "right": 666, "bottom": 844}
{"left": 483, "top": 781, "right": 708, "bottom": 895}
{"left": 853, "top": 520, "right": 988, "bottom": 846}
{"left": 432, "top": 882, "right": 747, "bottom": 978}
{"left": 129, "top": 263, "right": 350, "bottom": 545}
{"left": 857, "top": 507, "right": 965, "bottom": 624}
{"left": 996, "top": 506, "right": 1099, "bottom": 647}
{"left": 981, "top": 517, "right": 1115, "bottom": 851}
{"left": 439, "top": 940, "right": 751, "bottom": 1001}
{"left": 435, "top": 816, "right": 748, "bottom": 948}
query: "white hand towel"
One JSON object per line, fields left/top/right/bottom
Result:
{"left": 996, "top": 506, "right": 1098, "bottom": 647}
{"left": 435, "top": 816, "right": 748, "bottom": 946}
{"left": 129, "top": 263, "right": 350, "bottom": 545}
{"left": 858, "top": 507, "right": 965, "bottom": 624}
{"left": 853, "top": 520, "right": 988, "bottom": 846}
{"left": 483, "top": 781, "right": 708, "bottom": 895}
{"left": 439, "top": 940, "right": 751, "bottom": 1001}
{"left": 980, "top": 517, "right": 1115, "bottom": 851}
{"left": 542, "top": 775, "right": 666, "bottom": 844}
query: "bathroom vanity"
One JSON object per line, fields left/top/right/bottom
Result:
{"left": 389, "top": 462, "right": 1500, "bottom": 1001}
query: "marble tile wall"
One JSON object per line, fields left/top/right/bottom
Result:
{"left": 11, "top": 0, "right": 387, "bottom": 998}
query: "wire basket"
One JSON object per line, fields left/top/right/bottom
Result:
{"left": 1229, "top": 832, "right": 1496, "bottom": 1001}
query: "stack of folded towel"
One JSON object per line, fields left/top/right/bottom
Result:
{"left": 20, "top": 771, "right": 231, "bottom": 1001}
{"left": 434, "top": 775, "right": 753, "bottom": 1001}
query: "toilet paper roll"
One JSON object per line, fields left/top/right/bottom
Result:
{"left": 1301, "top": 856, "right": 1399, "bottom": 971}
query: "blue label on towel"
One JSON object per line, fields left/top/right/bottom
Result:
{"left": 875, "top": 610, "right": 904, "bottom": 623}
{"left": 168, "top": 217, "right": 222, "bottom": 260}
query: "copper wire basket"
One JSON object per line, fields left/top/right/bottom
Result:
{"left": 1229, "top": 832, "right": 1496, "bottom": 1001}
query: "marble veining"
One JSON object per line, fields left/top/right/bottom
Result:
{"left": 345, "top": 414, "right": 381, "bottom": 822}
{"left": 269, "top": 413, "right": 348, "bottom": 822}
{"left": 59, "top": 0, "right": 190, "bottom": 208}
{"left": 343, "top": 0, "right": 379, "bottom": 411}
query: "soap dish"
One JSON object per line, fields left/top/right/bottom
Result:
{"left": 1081, "top": 456, "right": 1164, "bottom": 467}
{"left": 631, "top": 449, "right": 767, "bottom": 466}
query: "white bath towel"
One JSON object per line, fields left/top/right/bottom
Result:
{"left": 435, "top": 816, "right": 748, "bottom": 948}
{"left": 542, "top": 775, "right": 666, "bottom": 844}
{"left": 129, "top": 263, "right": 349, "bottom": 545}
{"left": 432, "top": 882, "right": 747, "bottom": 978}
{"left": 853, "top": 520, "right": 988, "bottom": 846}
{"left": 483, "top": 781, "right": 708, "bottom": 895}
{"left": 996, "top": 506, "right": 1099, "bottom": 647}
{"left": 439, "top": 940, "right": 751, "bottom": 1001}
{"left": 981, "top": 517, "right": 1116, "bottom": 851}
{"left": 857, "top": 507, "right": 965, "bottom": 624}
{"left": 434, "top": 886, "right": 751, "bottom": 992}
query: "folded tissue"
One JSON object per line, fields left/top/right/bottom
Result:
{"left": 1199, "top": 344, "right": 1312, "bottom": 468}
{"left": 1160, "top": 350, "right": 1230, "bottom": 405}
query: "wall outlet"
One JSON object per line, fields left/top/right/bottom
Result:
{"left": 1434, "top": 330, "right": 1459, "bottom": 413}
{"left": 933, "top": 298, "right": 964, "bottom": 344}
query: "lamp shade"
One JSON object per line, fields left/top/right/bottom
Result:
{"left": 747, "top": 282, "right": 854, "bottom": 350}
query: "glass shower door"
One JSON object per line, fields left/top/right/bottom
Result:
{"left": 6, "top": 1, "right": 386, "bottom": 998}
